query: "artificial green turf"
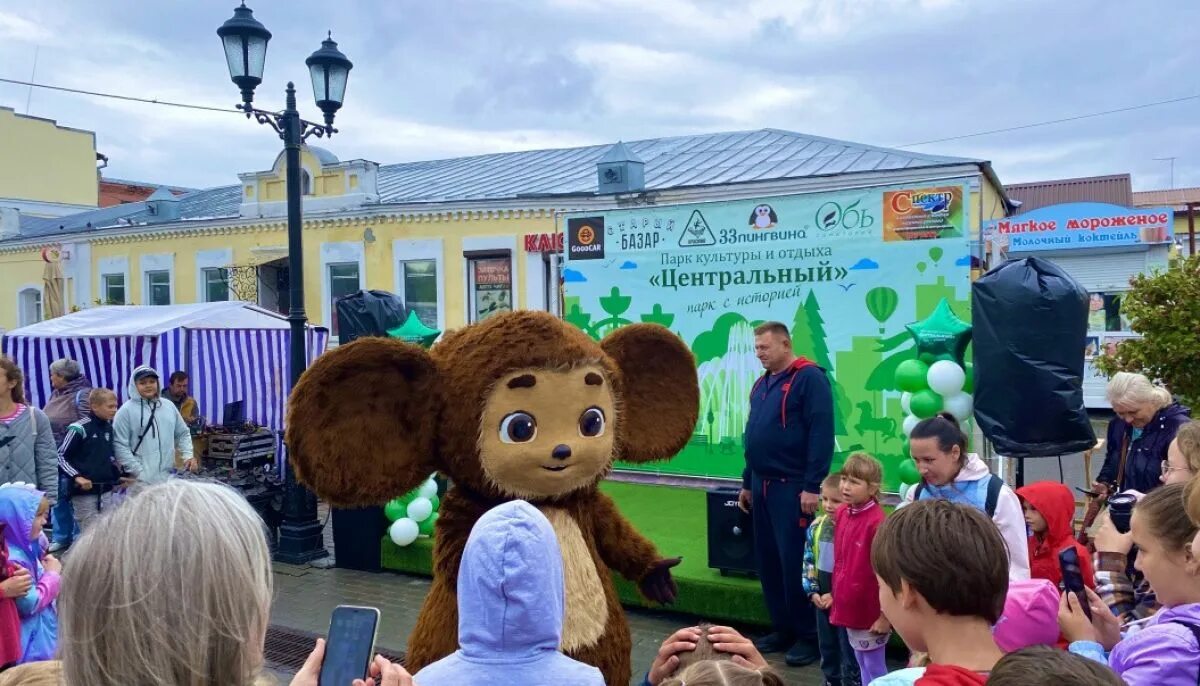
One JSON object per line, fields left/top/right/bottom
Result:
{"left": 380, "top": 480, "right": 772, "bottom": 627}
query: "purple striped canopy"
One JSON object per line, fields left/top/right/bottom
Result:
{"left": 1, "top": 303, "right": 329, "bottom": 469}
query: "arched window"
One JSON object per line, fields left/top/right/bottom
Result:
{"left": 301, "top": 169, "right": 313, "bottom": 196}
{"left": 18, "top": 288, "right": 42, "bottom": 327}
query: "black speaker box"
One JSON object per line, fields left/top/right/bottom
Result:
{"left": 706, "top": 487, "right": 757, "bottom": 577}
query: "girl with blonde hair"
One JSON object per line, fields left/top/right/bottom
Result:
{"left": 55, "top": 479, "right": 407, "bottom": 686}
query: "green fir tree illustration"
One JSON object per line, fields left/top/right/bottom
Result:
{"left": 791, "top": 290, "right": 849, "bottom": 436}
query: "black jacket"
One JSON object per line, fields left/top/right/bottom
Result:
{"left": 57, "top": 417, "right": 125, "bottom": 495}
{"left": 741, "top": 358, "right": 835, "bottom": 494}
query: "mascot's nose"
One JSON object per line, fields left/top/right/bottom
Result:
{"left": 551, "top": 444, "right": 572, "bottom": 460}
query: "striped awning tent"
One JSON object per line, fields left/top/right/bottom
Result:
{"left": 1, "top": 302, "right": 328, "bottom": 466}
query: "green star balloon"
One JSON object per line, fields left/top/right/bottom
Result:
{"left": 905, "top": 298, "right": 971, "bottom": 365}
{"left": 387, "top": 311, "right": 441, "bottom": 348}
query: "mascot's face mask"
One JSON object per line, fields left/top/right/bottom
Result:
{"left": 284, "top": 310, "right": 699, "bottom": 506}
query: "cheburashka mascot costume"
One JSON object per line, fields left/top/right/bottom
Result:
{"left": 285, "top": 310, "right": 700, "bottom": 685}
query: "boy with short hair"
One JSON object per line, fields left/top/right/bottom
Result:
{"left": 804, "top": 473, "right": 860, "bottom": 686}
{"left": 869, "top": 499, "right": 1008, "bottom": 685}
{"left": 987, "top": 646, "right": 1124, "bottom": 686}
{"left": 58, "top": 389, "right": 127, "bottom": 530}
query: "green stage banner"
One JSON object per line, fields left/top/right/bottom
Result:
{"left": 561, "top": 180, "right": 974, "bottom": 487}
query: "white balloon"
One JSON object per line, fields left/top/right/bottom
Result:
{"left": 897, "top": 483, "right": 911, "bottom": 500}
{"left": 927, "top": 361, "right": 966, "bottom": 396}
{"left": 389, "top": 518, "right": 420, "bottom": 546}
{"left": 943, "top": 392, "right": 974, "bottom": 421}
{"left": 417, "top": 479, "right": 439, "bottom": 499}
{"left": 900, "top": 392, "right": 913, "bottom": 415}
{"left": 407, "top": 497, "right": 434, "bottom": 523}
{"left": 902, "top": 414, "right": 920, "bottom": 437}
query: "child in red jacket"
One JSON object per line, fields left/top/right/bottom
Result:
{"left": 1015, "top": 482, "right": 1095, "bottom": 591}
{"left": 0, "top": 523, "right": 29, "bottom": 670}
{"left": 831, "top": 452, "right": 890, "bottom": 684}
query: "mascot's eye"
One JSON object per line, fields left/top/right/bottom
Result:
{"left": 499, "top": 412, "right": 537, "bottom": 444}
{"left": 579, "top": 407, "right": 606, "bottom": 437}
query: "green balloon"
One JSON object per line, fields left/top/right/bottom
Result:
{"left": 919, "top": 353, "right": 936, "bottom": 365}
{"left": 905, "top": 298, "right": 972, "bottom": 364}
{"left": 909, "top": 389, "right": 944, "bottom": 418}
{"left": 428, "top": 493, "right": 440, "bottom": 512}
{"left": 397, "top": 491, "right": 418, "bottom": 506}
{"left": 898, "top": 458, "right": 921, "bottom": 484}
{"left": 418, "top": 512, "right": 439, "bottom": 536}
{"left": 895, "top": 359, "right": 931, "bottom": 392}
{"left": 963, "top": 362, "right": 975, "bottom": 393}
{"left": 384, "top": 500, "right": 407, "bottom": 522}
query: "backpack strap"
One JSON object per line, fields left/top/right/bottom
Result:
{"left": 1168, "top": 621, "right": 1200, "bottom": 686}
{"left": 984, "top": 474, "right": 1004, "bottom": 518}
{"left": 912, "top": 481, "right": 925, "bottom": 501}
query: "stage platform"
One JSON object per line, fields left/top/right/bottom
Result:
{"left": 381, "top": 479, "right": 773, "bottom": 627}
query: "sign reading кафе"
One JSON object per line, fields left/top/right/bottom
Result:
{"left": 983, "top": 202, "right": 1175, "bottom": 252}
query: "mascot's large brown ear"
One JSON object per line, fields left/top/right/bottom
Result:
{"left": 285, "top": 337, "right": 441, "bottom": 507}
{"left": 601, "top": 323, "right": 699, "bottom": 463}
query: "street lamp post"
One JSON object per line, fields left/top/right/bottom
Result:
{"left": 218, "top": 2, "right": 352, "bottom": 564}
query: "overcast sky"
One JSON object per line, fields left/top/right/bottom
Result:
{"left": 1, "top": 1, "right": 1197, "bottom": 193}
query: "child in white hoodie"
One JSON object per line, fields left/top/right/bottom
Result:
{"left": 112, "top": 367, "right": 193, "bottom": 487}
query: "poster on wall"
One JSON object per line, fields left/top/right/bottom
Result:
{"left": 473, "top": 258, "right": 512, "bottom": 321}
{"left": 562, "top": 180, "right": 974, "bottom": 487}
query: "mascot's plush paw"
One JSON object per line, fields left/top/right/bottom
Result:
{"left": 639, "top": 557, "right": 681, "bottom": 604}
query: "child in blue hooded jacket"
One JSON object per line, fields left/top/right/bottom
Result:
{"left": 0, "top": 483, "right": 59, "bottom": 664}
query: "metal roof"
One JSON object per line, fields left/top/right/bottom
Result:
{"left": 13, "top": 128, "right": 985, "bottom": 242}
{"left": 1132, "top": 187, "right": 1200, "bottom": 210}
{"left": 1006, "top": 174, "right": 1132, "bottom": 214}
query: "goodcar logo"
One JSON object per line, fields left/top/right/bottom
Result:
{"left": 567, "top": 217, "right": 605, "bottom": 260}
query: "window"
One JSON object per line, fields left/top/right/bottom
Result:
{"left": 328, "top": 262, "right": 360, "bottom": 337}
{"left": 146, "top": 270, "right": 171, "bottom": 306}
{"left": 203, "top": 267, "right": 230, "bottom": 302}
{"left": 467, "top": 255, "right": 512, "bottom": 323}
{"left": 18, "top": 288, "right": 41, "bottom": 327}
{"left": 1088, "top": 292, "right": 1128, "bottom": 332}
{"left": 101, "top": 274, "right": 126, "bottom": 305}
{"left": 401, "top": 260, "right": 438, "bottom": 327}
{"left": 301, "top": 169, "right": 313, "bottom": 196}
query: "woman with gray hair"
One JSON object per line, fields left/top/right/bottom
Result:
{"left": 53, "top": 479, "right": 409, "bottom": 686}
{"left": 1094, "top": 371, "right": 1192, "bottom": 496}
{"left": 42, "top": 358, "right": 92, "bottom": 554}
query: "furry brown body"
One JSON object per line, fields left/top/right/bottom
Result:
{"left": 285, "top": 311, "right": 699, "bottom": 686}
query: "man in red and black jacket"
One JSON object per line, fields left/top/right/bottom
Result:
{"left": 738, "top": 321, "right": 834, "bottom": 668}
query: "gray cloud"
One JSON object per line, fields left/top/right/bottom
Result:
{"left": 0, "top": 0, "right": 1196, "bottom": 192}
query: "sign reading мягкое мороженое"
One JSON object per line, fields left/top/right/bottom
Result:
{"left": 983, "top": 202, "right": 1175, "bottom": 252}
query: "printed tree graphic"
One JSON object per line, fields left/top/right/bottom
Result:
{"left": 791, "top": 290, "right": 849, "bottom": 436}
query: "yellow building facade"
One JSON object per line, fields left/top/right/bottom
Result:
{"left": 0, "top": 130, "right": 1012, "bottom": 335}
{"left": 0, "top": 107, "right": 99, "bottom": 217}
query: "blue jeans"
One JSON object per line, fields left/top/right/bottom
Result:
{"left": 51, "top": 473, "right": 80, "bottom": 546}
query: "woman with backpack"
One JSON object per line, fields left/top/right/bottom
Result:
{"left": 0, "top": 357, "right": 58, "bottom": 501}
{"left": 902, "top": 412, "right": 1031, "bottom": 580}
{"left": 41, "top": 359, "right": 92, "bottom": 554}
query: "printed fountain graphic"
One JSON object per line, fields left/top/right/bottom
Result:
{"left": 562, "top": 180, "right": 973, "bottom": 488}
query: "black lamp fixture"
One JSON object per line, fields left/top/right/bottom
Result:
{"left": 217, "top": 3, "right": 353, "bottom": 565}
{"left": 306, "top": 33, "right": 353, "bottom": 129}
{"left": 217, "top": 2, "right": 271, "bottom": 109}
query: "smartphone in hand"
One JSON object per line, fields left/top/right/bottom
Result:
{"left": 1058, "top": 548, "right": 1091, "bottom": 620}
{"left": 319, "top": 605, "right": 380, "bottom": 686}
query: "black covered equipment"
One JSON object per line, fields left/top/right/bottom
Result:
{"left": 334, "top": 289, "right": 407, "bottom": 345}
{"left": 706, "top": 487, "right": 757, "bottom": 577}
{"left": 972, "top": 257, "right": 1097, "bottom": 457}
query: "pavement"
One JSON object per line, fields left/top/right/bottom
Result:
{"left": 266, "top": 560, "right": 837, "bottom": 685}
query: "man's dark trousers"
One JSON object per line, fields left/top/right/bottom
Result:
{"left": 751, "top": 473, "right": 815, "bottom": 642}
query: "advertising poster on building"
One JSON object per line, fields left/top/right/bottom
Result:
{"left": 562, "top": 180, "right": 974, "bottom": 487}
{"left": 473, "top": 258, "right": 512, "bottom": 321}
{"left": 983, "top": 202, "right": 1174, "bottom": 252}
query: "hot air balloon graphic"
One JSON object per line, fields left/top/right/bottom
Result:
{"left": 865, "top": 286, "right": 899, "bottom": 334}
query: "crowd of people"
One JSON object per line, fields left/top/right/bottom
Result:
{"left": 0, "top": 325, "right": 1196, "bottom": 685}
